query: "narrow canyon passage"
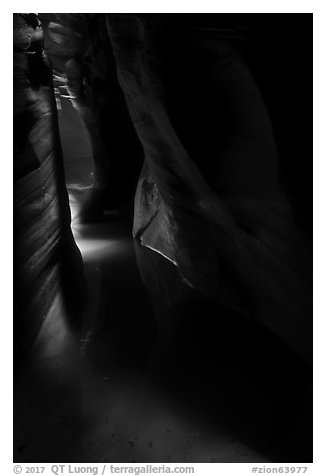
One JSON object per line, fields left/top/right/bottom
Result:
{"left": 14, "top": 97, "right": 311, "bottom": 464}
{"left": 14, "top": 207, "right": 312, "bottom": 463}
{"left": 13, "top": 13, "right": 312, "bottom": 465}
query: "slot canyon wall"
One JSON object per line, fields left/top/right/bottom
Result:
{"left": 39, "top": 13, "right": 144, "bottom": 221}
{"left": 12, "top": 13, "right": 312, "bottom": 464}
{"left": 106, "top": 14, "right": 312, "bottom": 363}
{"left": 13, "top": 13, "right": 312, "bottom": 365}
{"left": 13, "top": 14, "right": 86, "bottom": 365}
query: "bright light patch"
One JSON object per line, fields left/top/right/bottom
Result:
{"left": 67, "top": 188, "right": 131, "bottom": 262}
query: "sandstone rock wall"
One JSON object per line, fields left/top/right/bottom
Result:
{"left": 13, "top": 14, "right": 86, "bottom": 364}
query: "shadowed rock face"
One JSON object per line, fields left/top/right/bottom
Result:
{"left": 13, "top": 14, "right": 86, "bottom": 364}
{"left": 106, "top": 14, "right": 312, "bottom": 363}
{"left": 14, "top": 12, "right": 311, "bottom": 364}
{"left": 39, "top": 13, "right": 144, "bottom": 220}
{"left": 13, "top": 13, "right": 312, "bottom": 463}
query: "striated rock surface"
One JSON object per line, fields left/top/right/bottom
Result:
{"left": 39, "top": 13, "right": 144, "bottom": 220}
{"left": 13, "top": 14, "right": 86, "bottom": 364}
{"left": 107, "top": 14, "right": 312, "bottom": 362}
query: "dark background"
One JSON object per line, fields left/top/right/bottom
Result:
{"left": 244, "top": 13, "right": 312, "bottom": 234}
{"left": 176, "top": 13, "right": 312, "bottom": 235}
